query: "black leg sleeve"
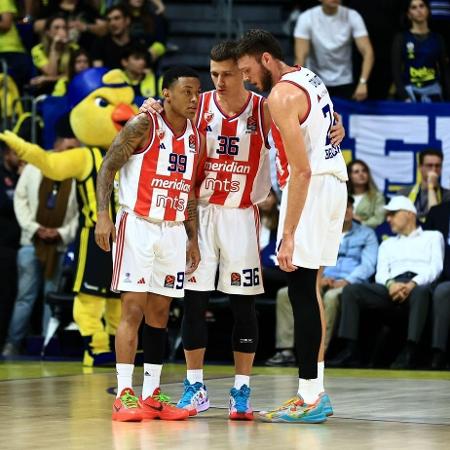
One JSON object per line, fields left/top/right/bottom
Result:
{"left": 181, "top": 290, "right": 210, "bottom": 351}
{"left": 229, "top": 294, "right": 259, "bottom": 353}
{"left": 143, "top": 323, "right": 166, "bottom": 364}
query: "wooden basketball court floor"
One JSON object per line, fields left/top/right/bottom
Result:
{"left": 1, "top": 361, "right": 449, "bottom": 450}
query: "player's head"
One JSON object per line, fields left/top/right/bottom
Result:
{"left": 418, "top": 148, "right": 443, "bottom": 182}
{"left": 235, "top": 29, "right": 284, "bottom": 92}
{"left": 210, "top": 40, "right": 245, "bottom": 95}
{"left": 161, "top": 66, "right": 201, "bottom": 120}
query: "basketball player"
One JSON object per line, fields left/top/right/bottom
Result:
{"left": 140, "top": 41, "right": 346, "bottom": 420}
{"left": 236, "top": 30, "right": 348, "bottom": 423}
{"left": 95, "top": 66, "right": 203, "bottom": 422}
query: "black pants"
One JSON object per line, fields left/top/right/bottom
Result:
{"left": 338, "top": 282, "right": 432, "bottom": 343}
{"left": 0, "top": 248, "right": 18, "bottom": 348}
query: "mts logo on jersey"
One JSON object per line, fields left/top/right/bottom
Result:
{"left": 156, "top": 194, "right": 185, "bottom": 212}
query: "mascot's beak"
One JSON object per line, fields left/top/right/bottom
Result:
{"left": 112, "top": 103, "right": 135, "bottom": 131}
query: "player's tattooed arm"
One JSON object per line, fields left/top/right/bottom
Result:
{"left": 96, "top": 113, "right": 150, "bottom": 213}
{"left": 184, "top": 192, "right": 199, "bottom": 241}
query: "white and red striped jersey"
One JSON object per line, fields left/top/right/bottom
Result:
{"left": 195, "top": 90, "right": 271, "bottom": 208}
{"left": 270, "top": 67, "right": 348, "bottom": 189}
{"left": 119, "top": 112, "right": 200, "bottom": 221}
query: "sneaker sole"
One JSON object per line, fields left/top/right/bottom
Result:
{"left": 229, "top": 411, "right": 254, "bottom": 421}
{"left": 258, "top": 413, "right": 327, "bottom": 424}
{"left": 112, "top": 413, "right": 143, "bottom": 422}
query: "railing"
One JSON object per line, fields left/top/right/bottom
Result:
{"left": 215, "top": 0, "right": 242, "bottom": 39}
{"left": 1, "top": 59, "right": 8, "bottom": 132}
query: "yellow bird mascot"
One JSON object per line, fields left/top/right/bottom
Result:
{"left": 0, "top": 68, "right": 136, "bottom": 366}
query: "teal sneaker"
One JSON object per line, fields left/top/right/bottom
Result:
{"left": 176, "top": 379, "right": 209, "bottom": 416}
{"left": 258, "top": 395, "right": 327, "bottom": 424}
{"left": 319, "top": 392, "right": 333, "bottom": 416}
{"left": 229, "top": 384, "right": 254, "bottom": 420}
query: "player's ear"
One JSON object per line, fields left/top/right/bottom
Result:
{"left": 261, "top": 52, "right": 272, "bottom": 67}
{"left": 162, "top": 88, "right": 170, "bottom": 101}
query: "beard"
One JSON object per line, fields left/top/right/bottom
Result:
{"left": 260, "top": 64, "right": 274, "bottom": 92}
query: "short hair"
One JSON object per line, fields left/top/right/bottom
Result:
{"left": 210, "top": 40, "right": 237, "bottom": 62}
{"left": 162, "top": 66, "right": 200, "bottom": 90}
{"left": 419, "top": 148, "right": 443, "bottom": 165}
{"left": 120, "top": 44, "right": 148, "bottom": 61}
{"left": 235, "top": 29, "right": 284, "bottom": 61}
{"left": 105, "top": 4, "right": 131, "bottom": 19}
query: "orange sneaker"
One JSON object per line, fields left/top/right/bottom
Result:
{"left": 112, "top": 388, "right": 143, "bottom": 422}
{"left": 139, "top": 388, "right": 189, "bottom": 421}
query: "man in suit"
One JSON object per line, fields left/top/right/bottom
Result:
{"left": 424, "top": 201, "right": 450, "bottom": 369}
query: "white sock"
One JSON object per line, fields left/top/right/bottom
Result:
{"left": 187, "top": 369, "right": 203, "bottom": 385}
{"left": 142, "top": 363, "right": 163, "bottom": 400}
{"left": 116, "top": 363, "right": 134, "bottom": 398}
{"left": 234, "top": 374, "right": 250, "bottom": 389}
{"left": 317, "top": 361, "right": 325, "bottom": 393}
{"left": 298, "top": 377, "right": 321, "bottom": 405}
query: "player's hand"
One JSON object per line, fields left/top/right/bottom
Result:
{"left": 277, "top": 235, "right": 297, "bottom": 272}
{"left": 329, "top": 112, "right": 345, "bottom": 146}
{"left": 139, "top": 97, "right": 163, "bottom": 114}
{"left": 185, "top": 239, "right": 200, "bottom": 274}
{"left": 94, "top": 211, "right": 116, "bottom": 252}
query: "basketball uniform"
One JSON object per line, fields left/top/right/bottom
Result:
{"left": 186, "top": 90, "right": 271, "bottom": 295}
{"left": 272, "top": 67, "right": 348, "bottom": 269}
{"left": 112, "top": 112, "right": 200, "bottom": 297}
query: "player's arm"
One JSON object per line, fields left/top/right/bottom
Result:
{"left": 0, "top": 130, "right": 91, "bottom": 180}
{"left": 95, "top": 114, "right": 150, "bottom": 251}
{"left": 268, "top": 83, "right": 311, "bottom": 272}
{"left": 184, "top": 134, "right": 204, "bottom": 274}
{"left": 353, "top": 36, "right": 374, "bottom": 101}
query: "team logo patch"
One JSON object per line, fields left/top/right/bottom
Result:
{"left": 188, "top": 134, "right": 197, "bottom": 152}
{"left": 164, "top": 275, "right": 175, "bottom": 288}
{"left": 246, "top": 116, "right": 257, "bottom": 133}
{"left": 204, "top": 111, "right": 214, "bottom": 123}
{"left": 157, "top": 128, "right": 165, "bottom": 140}
{"left": 123, "top": 273, "right": 132, "bottom": 283}
{"left": 231, "top": 272, "right": 241, "bottom": 286}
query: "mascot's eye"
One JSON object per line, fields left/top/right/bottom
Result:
{"left": 95, "top": 97, "right": 109, "bottom": 107}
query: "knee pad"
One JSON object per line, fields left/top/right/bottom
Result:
{"left": 230, "top": 295, "right": 258, "bottom": 353}
{"left": 181, "top": 290, "right": 210, "bottom": 350}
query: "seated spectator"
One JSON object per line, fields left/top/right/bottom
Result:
{"left": 258, "top": 189, "right": 286, "bottom": 299}
{"left": 265, "top": 196, "right": 378, "bottom": 366}
{"left": 120, "top": 45, "right": 161, "bottom": 99}
{"left": 347, "top": 159, "right": 386, "bottom": 228}
{"left": 294, "top": 0, "right": 374, "bottom": 100}
{"left": 2, "top": 115, "right": 79, "bottom": 357}
{"left": 30, "top": 13, "right": 79, "bottom": 94}
{"left": 0, "top": 0, "right": 32, "bottom": 90}
{"left": 392, "top": 0, "right": 450, "bottom": 102}
{"left": 34, "top": 0, "right": 107, "bottom": 51}
{"left": 124, "top": 0, "right": 168, "bottom": 63}
{"left": 52, "top": 47, "right": 91, "bottom": 96}
{"left": 329, "top": 196, "right": 444, "bottom": 369}
{"left": 424, "top": 201, "right": 450, "bottom": 369}
{"left": 398, "top": 148, "right": 450, "bottom": 222}
{"left": 0, "top": 142, "right": 22, "bottom": 349}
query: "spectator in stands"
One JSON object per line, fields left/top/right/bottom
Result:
{"left": 120, "top": 45, "right": 161, "bottom": 99}
{"left": 0, "top": 143, "right": 22, "bottom": 349}
{"left": 266, "top": 196, "right": 378, "bottom": 366}
{"left": 424, "top": 201, "right": 450, "bottom": 370}
{"left": 392, "top": 0, "right": 450, "bottom": 102}
{"left": 344, "top": 0, "right": 403, "bottom": 100}
{"left": 52, "top": 47, "right": 91, "bottom": 96}
{"left": 30, "top": 13, "right": 79, "bottom": 93}
{"left": 0, "top": 0, "right": 32, "bottom": 90}
{"left": 329, "top": 196, "right": 444, "bottom": 369}
{"left": 399, "top": 148, "right": 450, "bottom": 222}
{"left": 124, "top": 0, "right": 168, "bottom": 62}
{"left": 34, "top": 0, "right": 107, "bottom": 51}
{"left": 2, "top": 116, "right": 79, "bottom": 357}
{"left": 294, "top": 0, "right": 374, "bottom": 100}
{"left": 347, "top": 159, "right": 386, "bottom": 229}
{"left": 258, "top": 189, "right": 286, "bottom": 299}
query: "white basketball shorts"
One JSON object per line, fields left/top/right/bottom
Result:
{"left": 111, "top": 209, "right": 187, "bottom": 297}
{"left": 277, "top": 174, "right": 347, "bottom": 269}
{"left": 186, "top": 203, "right": 264, "bottom": 295}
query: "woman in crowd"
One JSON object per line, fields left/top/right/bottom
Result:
{"left": 392, "top": 0, "right": 450, "bottom": 102}
{"left": 347, "top": 159, "right": 385, "bottom": 229}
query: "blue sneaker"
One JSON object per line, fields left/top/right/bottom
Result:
{"left": 258, "top": 395, "right": 327, "bottom": 424}
{"left": 229, "top": 385, "right": 254, "bottom": 420}
{"left": 319, "top": 392, "right": 333, "bottom": 416}
{"left": 176, "top": 379, "right": 209, "bottom": 416}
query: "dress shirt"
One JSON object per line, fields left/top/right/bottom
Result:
{"left": 375, "top": 226, "right": 444, "bottom": 286}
